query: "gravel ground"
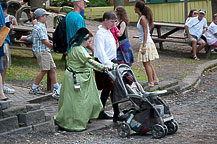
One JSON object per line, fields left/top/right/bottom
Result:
{"left": 1, "top": 67, "right": 217, "bottom": 144}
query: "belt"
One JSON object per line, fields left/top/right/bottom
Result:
{"left": 95, "top": 58, "right": 117, "bottom": 64}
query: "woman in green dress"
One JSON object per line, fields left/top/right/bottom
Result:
{"left": 54, "top": 28, "right": 106, "bottom": 131}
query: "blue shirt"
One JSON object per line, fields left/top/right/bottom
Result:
{"left": 66, "top": 11, "right": 86, "bottom": 52}
{"left": 32, "top": 22, "right": 50, "bottom": 54}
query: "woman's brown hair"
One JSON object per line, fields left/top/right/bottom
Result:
{"left": 135, "top": 1, "right": 154, "bottom": 28}
{"left": 115, "top": 6, "right": 129, "bottom": 25}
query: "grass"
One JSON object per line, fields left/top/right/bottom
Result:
{"left": 7, "top": 49, "right": 148, "bottom": 88}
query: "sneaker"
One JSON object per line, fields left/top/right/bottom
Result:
{"left": 29, "top": 87, "right": 45, "bottom": 95}
{"left": 3, "top": 85, "right": 15, "bottom": 94}
{"left": 52, "top": 90, "right": 59, "bottom": 100}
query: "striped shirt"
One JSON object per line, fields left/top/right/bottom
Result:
{"left": 32, "top": 22, "right": 50, "bottom": 54}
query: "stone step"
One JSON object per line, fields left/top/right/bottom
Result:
{"left": 18, "top": 109, "right": 46, "bottom": 126}
{"left": 0, "top": 101, "right": 11, "bottom": 111}
{"left": 0, "top": 116, "right": 19, "bottom": 133}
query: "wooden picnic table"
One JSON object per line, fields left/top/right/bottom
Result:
{"left": 10, "top": 25, "right": 55, "bottom": 91}
{"left": 151, "top": 22, "right": 185, "bottom": 50}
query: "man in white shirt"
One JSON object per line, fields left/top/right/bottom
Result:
{"left": 184, "top": 9, "right": 208, "bottom": 60}
{"left": 94, "top": 11, "right": 121, "bottom": 122}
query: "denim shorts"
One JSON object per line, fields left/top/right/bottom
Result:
{"left": 185, "top": 35, "right": 203, "bottom": 46}
{"left": 0, "top": 57, "right": 4, "bottom": 72}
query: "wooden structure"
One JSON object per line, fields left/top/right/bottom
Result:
{"left": 85, "top": 0, "right": 213, "bottom": 23}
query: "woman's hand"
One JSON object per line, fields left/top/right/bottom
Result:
{"left": 141, "top": 44, "right": 146, "bottom": 54}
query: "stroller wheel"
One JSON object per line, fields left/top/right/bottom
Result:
{"left": 163, "top": 125, "right": 168, "bottom": 136}
{"left": 165, "top": 121, "right": 177, "bottom": 135}
{"left": 152, "top": 124, "right": 165, "bottom": 139}
{"left": 172, "top": 120, "right": 178, "bottom": 134}
{"left": 117, "top": 123, "right": 131, "bottom": 138}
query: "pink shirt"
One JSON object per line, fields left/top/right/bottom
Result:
{"left": 110, "top": 26, "right": 120, "bottom": 44}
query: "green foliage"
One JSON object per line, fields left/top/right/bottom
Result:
{"left": 88, "top": 0, "right": 111, "bottom": 7}
{"left": 51, "top": 0, "right": 111, "bottom": 7}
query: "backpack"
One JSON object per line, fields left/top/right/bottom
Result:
{"left": 53, "top": 16, "right": 67, "bottom": 53}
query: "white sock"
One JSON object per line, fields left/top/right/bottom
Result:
{"left": 53, "top": 83, "right": 60, "bottom": 89}
{"left": 56, "top": 84, "right": 61, "bottom": 95}
{"left": 32, "top": 84, "right": 38, "bottom": 89}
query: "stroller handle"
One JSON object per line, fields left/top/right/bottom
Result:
{"left": 104, "top": 68, "right": 116, "bottom": 81}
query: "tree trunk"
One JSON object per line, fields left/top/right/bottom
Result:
{"left": 211, "top": 0, "right": 217, "bottom": 16}
{"left": 114, "top": 0, "right": 124, "bottom": 9}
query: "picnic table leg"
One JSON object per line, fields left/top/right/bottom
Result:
{"left": 156, "top": 26, "right": 163, "bottom": 50}
{"left": 47, "top": 71, "right": 52, "bottom": 91}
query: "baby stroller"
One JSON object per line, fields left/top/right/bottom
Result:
{"left": 105, "top": 64, "right": 178, "bottom": 139}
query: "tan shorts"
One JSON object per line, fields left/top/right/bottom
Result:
{"left": 35, "top": 51, "right": 56, "bottom": 71}
{"left": 3, "top": 43, "right": 12, "bottom": 68}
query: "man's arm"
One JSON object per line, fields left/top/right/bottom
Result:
{"left": 184, "top": 25, "right": 191, "bottom": 38}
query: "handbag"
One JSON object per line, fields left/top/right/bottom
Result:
{"left": 0, "top": 25, "right": 10, "bottom": 47}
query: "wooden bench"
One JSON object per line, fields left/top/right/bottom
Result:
{"left": 150, "top": 22, "right": 185, "bottom": 50}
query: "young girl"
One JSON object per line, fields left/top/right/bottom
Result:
{"left": 135, "top": 1, "right": 159, "bottom": 87}
{"left": 115, "top": 6, "right": 134, "bottom": 66}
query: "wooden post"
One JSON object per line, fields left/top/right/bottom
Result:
{"left": 211, "top": 0, "right": 217, "bottom": 16}
{"left": 184, "top": 0, "right": 188, "bottom": 21}
{"left": 47, "top": 72, "right": 52, "bottom": 91}
{"left": 114, "top": 0, "right": 124, "bottom": 9}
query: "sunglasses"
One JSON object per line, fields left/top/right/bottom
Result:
{"left": 193, "top": 12, "right": 198, "bottom": 15}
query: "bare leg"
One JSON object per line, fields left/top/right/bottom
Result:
{"left": 150, "top": 63, "right": 158, "bottom": 83}
{"left": 197, "top": 40, "right": 206, "bottom": 52}
{"left": 0, "top": 74, "right": 6, "bottom": 100}
{"left": 49, "top": 67, "right": 57, "bottom": 84}
{"left": 191, "top": 39, "right": 197, "bottom": 57}
{"left": 143, "top": 61, "right": 154, "bottom": 84}
{"left": 1, "top": 67, "right": 7, "bottom": 85}
{"left": 34, "top": 70, "right": 48, "bottom": 85}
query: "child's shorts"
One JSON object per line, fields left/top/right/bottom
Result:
{"left": 35, "top": 51, "right": 56, "bottom": 71}
{"left": 2, "top": 43, "right": 12, "bottom": 68}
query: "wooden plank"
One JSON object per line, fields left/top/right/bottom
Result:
{"left": 10, "top": 46, "right": 32, "bottom": 50}
{"left": 13, "top": 25, "right": 55, "bottom": 33}
{"left": 152, "top": 37, "right": 186, "bottom": 43}
{"left": 153, "top": 22, "right": 184, "bottom": 28}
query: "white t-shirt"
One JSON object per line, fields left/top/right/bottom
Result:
{"left": 206, "top": 22, "right": 217, "bottom": 45}
{"left": 186, "top": 17, "right": 207, "bottom": 39}
{"left": 94, "top": 25, "right": 116, "bottom": 66}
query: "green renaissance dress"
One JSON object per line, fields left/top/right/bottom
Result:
{"left": 54, "top": 45, "right": 104, "bottom": 131}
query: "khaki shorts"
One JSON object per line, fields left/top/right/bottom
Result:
{"left": 35, "top": 51, "right": 56, "bottom": 71}
{"left": 3, "top": 43, "right": 12, "bottom": 68}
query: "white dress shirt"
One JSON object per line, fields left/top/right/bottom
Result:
{"left": 94, "top": 25, "right": 116, "bottom": 66}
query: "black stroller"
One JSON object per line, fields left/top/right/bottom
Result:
{"left": 105, "top": 64, "right": 178, "bottom": 139}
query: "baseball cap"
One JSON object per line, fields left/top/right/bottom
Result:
{"left": 199, "top": 9, "right": 206, "bottom": 14}
{"left": 34, "top": 8, "right": 50, "bottom": 18}
{"left": 71, "top": 0, "right": 89, "bottom": 2}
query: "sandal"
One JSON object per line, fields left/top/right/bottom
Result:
{"left": 148, "top": 82, "right": 154, "bottom": 87}
{"left": 153, "top": 80, "right": 159, "bottom": 85}
{"left": 192, "top": 56, "right": 200, "bottom": 61}
{"left": 0, "top": 97, "right": 9, "bottom": 101}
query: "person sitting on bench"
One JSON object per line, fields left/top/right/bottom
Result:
{"left": 206, "top": 13, "right": 217, "bottom": 51}
{"left": 184, "top": 9, "right": 208, "bottom": 61}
